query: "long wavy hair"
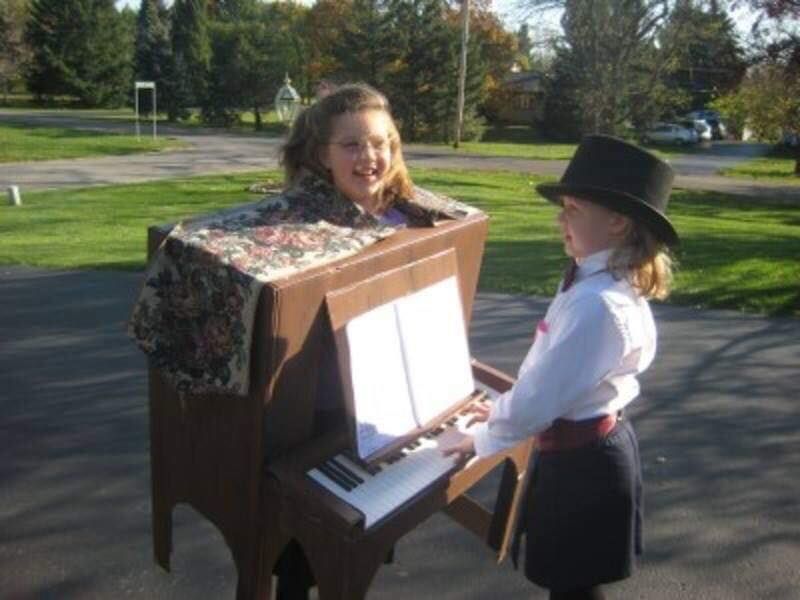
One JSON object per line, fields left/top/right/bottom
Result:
{"left": 609, "top": 220, "right": 675, "bottom": 300}
{"left": 280, "top": 83, "right": 414, "bottom": 213}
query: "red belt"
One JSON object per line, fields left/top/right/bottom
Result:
{"left": 537, "top": 413, "right": 618, "bottom": 452}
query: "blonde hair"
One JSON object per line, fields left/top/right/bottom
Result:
{"left": 280, "top": 83, "right": 414, "bottom": 213}
{"left": 609, "top": 221, "right": 674, "bottom": 300}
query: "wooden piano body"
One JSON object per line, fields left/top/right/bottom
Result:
{"left": 145, "top": 213, "right": 533, "bottom": 599}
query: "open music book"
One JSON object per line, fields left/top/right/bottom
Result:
{"left": 344, "top": 275, "right": 475, "bottom": 460}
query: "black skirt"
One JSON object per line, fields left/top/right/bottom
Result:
{"left": 522, "top": 418, "right": 643, "bottom": 592}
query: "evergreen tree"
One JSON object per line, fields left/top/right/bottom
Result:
{"left": 661, "top": 0, "right": 746, "bottom": 110}
{"left": 24, "top": 0, "right": 132, "bottom": 106}
{"left": 433, "top": 22, "right": 488, "bottom": 142}
{"left": 134, "top": 0, "right": 170, "bottom": 115}
{"left": 213, "top": 0, "right": 257, "bottom": 21}
{"left": 332, "top": 0, "right": 392, "bottom": 86}
{"left": 383, "top": 0, "right": 452, "bottom": 141}
{"left": 516, "top": 23, "right": 533, "bottom": 69}
{"left": 538, "top": 0, "right": 675, "bottom": 138}
{"left": 202, "top": 19, "right": 242, "bottom": 125}
{"left": 0, "top": 0, "right": 31, "bottom": 103}
{"left": 200, "top": 3, "right": 303, "bottom": 131}
{"left": 171, "top": 0, "right": 210, "bottom": 116}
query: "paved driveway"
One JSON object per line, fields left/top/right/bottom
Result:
{"left": 1, "top": 267, "right": 798, "bottom": 599}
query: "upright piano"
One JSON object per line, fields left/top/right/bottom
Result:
{"left": 145, "top": 211, "right": 534, "bottom": 599}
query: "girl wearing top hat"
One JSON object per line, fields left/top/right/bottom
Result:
{"left": 445, "top": 135, "right": 679, "bottom": 600}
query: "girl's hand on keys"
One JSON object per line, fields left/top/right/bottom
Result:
{"left": 441, "top": 435, "right": 475, "bottom": 463}
{"left": 466, "top": 402, "right": 491, "bottom": 428}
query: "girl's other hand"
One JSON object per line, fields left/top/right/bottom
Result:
{"left": 441, "top": 435, "right": 475, "bottom": 464}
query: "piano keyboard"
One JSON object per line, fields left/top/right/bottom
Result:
{"left": 307, "top": 403, "right": 485, "bottom": 529}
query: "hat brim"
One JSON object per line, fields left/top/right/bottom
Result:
{"left": 536, "top": 182, "right": 679, "bottom": 247}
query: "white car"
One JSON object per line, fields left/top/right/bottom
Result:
{"left": 688, "top": 119, "right": 713, "bottom": 141}
{"left": 641, "top": 123, "right": 696, "bottom": 145}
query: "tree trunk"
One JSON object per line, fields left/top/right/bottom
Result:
{"left": 795, "top": 144, "right": 800, "bottom": 176}
{"left": 253, "top": 105, "right": 262, "bottom": 131}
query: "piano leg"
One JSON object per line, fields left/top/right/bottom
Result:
{"left": 151, "top": 498, "right": 173, "bottom": 570}
{"left": 274, "top": 542, "right": 314, "bottom": 600}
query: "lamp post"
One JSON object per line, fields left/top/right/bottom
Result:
{"left": 275, "top": 74, "right": 301, "bottom": 125}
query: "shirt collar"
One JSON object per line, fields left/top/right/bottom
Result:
{"left": 575, "top": 249, "right": 612, "bottom": 280}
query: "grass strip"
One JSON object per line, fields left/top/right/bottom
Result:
{"left": 1, "top": 168, "right": 797, "bottom": 316}
{"left": 0, "top": 123, "right": 186, "bottom": 163}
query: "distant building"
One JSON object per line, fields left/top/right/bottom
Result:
{"left": 497, "top": 70, "right": 546, "bottom": 124}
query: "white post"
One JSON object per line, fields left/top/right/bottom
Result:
{"left": 135, "top": 85, "right": 140, "bottom": 140}
{"left": 135, "top": 81, "right": 157, "bottom": 140}
{"left": 454, "top": 0, "right": 470, "bottom": 148}
{"left": 152, "top": 85, "right": 157, "bottom": 140}
{"left": 7, "top": 185, "right": 21, "bottom": 206}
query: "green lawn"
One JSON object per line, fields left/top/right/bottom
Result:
{"left": 0, "top": 123, "right": 186, "bottom": 162}
{"left": 721, "top": 146, "right": 800, "bottom": 183}
{"left": 1, "top": 169, "right": 797, "bottom": 316}
{"left": 414, "top": 123, "right": 687, "bottom": 161}
{"left": 420, "top": 140, "right": 579, "bottom": 160}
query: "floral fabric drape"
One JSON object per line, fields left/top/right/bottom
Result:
{"left": 128, "top": 174, "right": 480, "bottom": 396}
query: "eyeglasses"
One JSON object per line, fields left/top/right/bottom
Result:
{"left": 328, "top": 137, "right": 392, "bottom": 156}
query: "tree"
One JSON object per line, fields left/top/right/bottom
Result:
{"left": 331, "top": 0, "right": 392, "bottom": 86}
{"left": 747, "top": 0, "right": 800, "bottom": 18}
{"left": 660, "top": 1, "right": 746, "bottom": 111}
{"left": 0, "top": 0, "right": 31, "bottom": 103}
{"left": 134, "top": 0, "right": 170, "bottom": 115}
{"left": 200, "top": 1, "right": 308, "bottom": 129}
{"left": 458, "top": 5, "right": 517, "bottom": 125}
{"left": 516, "top": 23, "right": 533, "bottom": 69}
{"left": 171, "top": 0, "right": 211, "bottom": 118}
{"left": 382, "top": 0, "right": 453, "bottom": 141}
{"left": 24, "top": 0, "right": 132, "bottom": 106}
{"left": 303, "top": 0, "right": 353, "bottom": 96}
{"left": 713, "top": 60, "right": 800, "bottom": 175}
{"left": 530, "top": 0, "right": 679, "bottom": 139}
{"left": 433, "top": 26, "right": 488, "bottom": 141}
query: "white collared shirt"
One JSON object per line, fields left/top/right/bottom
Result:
{"left": 472, "top": 249, "right": 657, "bottom": 458}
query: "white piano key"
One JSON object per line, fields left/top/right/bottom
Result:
{"left": 306, "top": 409, "right": 483, "bottom": 529}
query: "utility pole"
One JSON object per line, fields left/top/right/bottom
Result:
{"left": 454, "top": 0, "right": 469, "bottom": 148}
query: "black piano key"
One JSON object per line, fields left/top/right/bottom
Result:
{"left": 318, "top": 463, "right": 354, "bottom": 491}
{"left": 359, "top": 460, "right": 381, "bottom": 475}
{"left": 330, "top": 457, "right": 365, "bottom": 485}
{"left": 325, "top": 459, "right": 362, "bottom": 488}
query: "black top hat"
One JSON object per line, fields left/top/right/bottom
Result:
{"left": 536, "top": 135, "right": 679, "bottom": 246}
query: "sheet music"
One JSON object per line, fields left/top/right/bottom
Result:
{"left": 345, "top": 302, "right": 418, "bottom": 459}
{"left": 344, "top": 275, "right": 474, "bottom": 460}
{"left": 395, "top": 276, "right": 474, "bottom": 426}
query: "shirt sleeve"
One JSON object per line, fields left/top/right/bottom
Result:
{"left": 472, "top": 294, "right": 627, "bottom": 458}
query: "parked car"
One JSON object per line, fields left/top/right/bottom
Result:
{"left": 679, "top": 119, "right": 711, "bottom": 141}
{"left": 686, "top": 110, "right": 726, "bottom": 139}
{"left": 704, "top": 117, "right": 727, "bottom": 140}
{"left": 641, "top": 123, "right": 696, "bottom": 145}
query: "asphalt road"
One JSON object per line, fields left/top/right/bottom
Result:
{"left": 2, "top": 109, "right": 798, "bottom": 202}
{"left": 1, "top": 267, "right": 798, "bottom": 599}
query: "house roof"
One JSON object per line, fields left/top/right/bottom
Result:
{"left": 502, "top": 71, "right": 545, "bottom": 93}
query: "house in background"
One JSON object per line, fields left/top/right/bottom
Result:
{"left": 496, "top": 69, "right": 546, "bottom": 124}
